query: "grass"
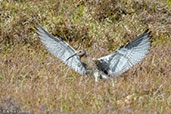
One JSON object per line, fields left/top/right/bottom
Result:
{"left": 0, "top": 0, "right": 170, "bottom": 113}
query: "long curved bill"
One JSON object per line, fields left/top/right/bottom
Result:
{"left": 65, "top": 53, "right": 77, "bottom": 61}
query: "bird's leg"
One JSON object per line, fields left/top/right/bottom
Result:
{"left": 100, "top": 72, "right": 115, "bottom": 86}
{"left": 100, "top": 72, "right": 113, "bottom": 80}
{"left": 111, "top": 78, "right": 115, "bottom": 87}
{"left": 93, "top": 71, "right": 100, "bottom": 82}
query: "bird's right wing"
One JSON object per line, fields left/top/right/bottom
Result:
{"left": 97, "top": 29, "right": 151, "bottom": 76}
{"left": 36, "top": 24, "right": 87, "bottom": 75}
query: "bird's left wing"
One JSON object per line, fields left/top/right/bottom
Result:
{"left": 36, "top": 24, "right": 87, "bottom": 75}
{"left": 97, "top": 29, "right": 152, "bottom": 76}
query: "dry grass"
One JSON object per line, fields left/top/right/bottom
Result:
{"left": 0, "top": 0, "right": 171, "bottom": 113}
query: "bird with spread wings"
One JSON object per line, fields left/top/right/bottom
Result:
{"left": 36, "top": 23, "right": 152, "bottom": 81}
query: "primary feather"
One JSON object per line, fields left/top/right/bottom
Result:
{"left": 36, "top": 24, "right": 87, "bottom": 75}
{"left": 97, "top": 29, "right": 151, "bottom": 76}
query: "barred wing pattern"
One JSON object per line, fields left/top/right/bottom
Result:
{"left": 98, "top": 29, "right": 151, "bottom": 76}
{"left": 36, "top": 24, "right": 87, "bottom": 75}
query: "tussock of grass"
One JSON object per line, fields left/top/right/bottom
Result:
{"left": 0, "top": 0, "right": 170, "bottom": 113}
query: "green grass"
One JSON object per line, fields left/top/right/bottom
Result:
{"left": 0, "top": 0, "right": 170, "bottom": 113}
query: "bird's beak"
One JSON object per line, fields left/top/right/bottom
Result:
{"left": 66, "top": 53, "right": 77, "bottom": 61}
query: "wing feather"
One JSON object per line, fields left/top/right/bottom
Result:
{"left": 98, "top": 29, "right": 151, "bottom": 76}
{"left": 36, "top": 24, "right": 87, "bottom": 75}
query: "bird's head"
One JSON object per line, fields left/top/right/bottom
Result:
{"left": 66, "top": 50, "right": 86, "bottom": 61}
{"left": 76, "top": 50, "right": 86, "bottom": 58}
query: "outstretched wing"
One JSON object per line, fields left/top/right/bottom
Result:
{"left": 97, "top": 29, "right": 151, "bottom": 76}
{"left": 36, "top": 24, "right": 87, "bottom": 75}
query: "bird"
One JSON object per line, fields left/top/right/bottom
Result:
{"left": 36, "top": 23, "right": 152, "bottom": 82}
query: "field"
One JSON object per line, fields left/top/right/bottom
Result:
{"left": 0, "top": 0, "right": 171, "bottom": 113}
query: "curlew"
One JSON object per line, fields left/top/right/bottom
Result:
{"left": 36, "top": 23, "right": 152, "bottom": 81}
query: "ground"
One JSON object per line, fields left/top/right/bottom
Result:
{"left": 0, "top": 0, "right": 171, "bottom": 113}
